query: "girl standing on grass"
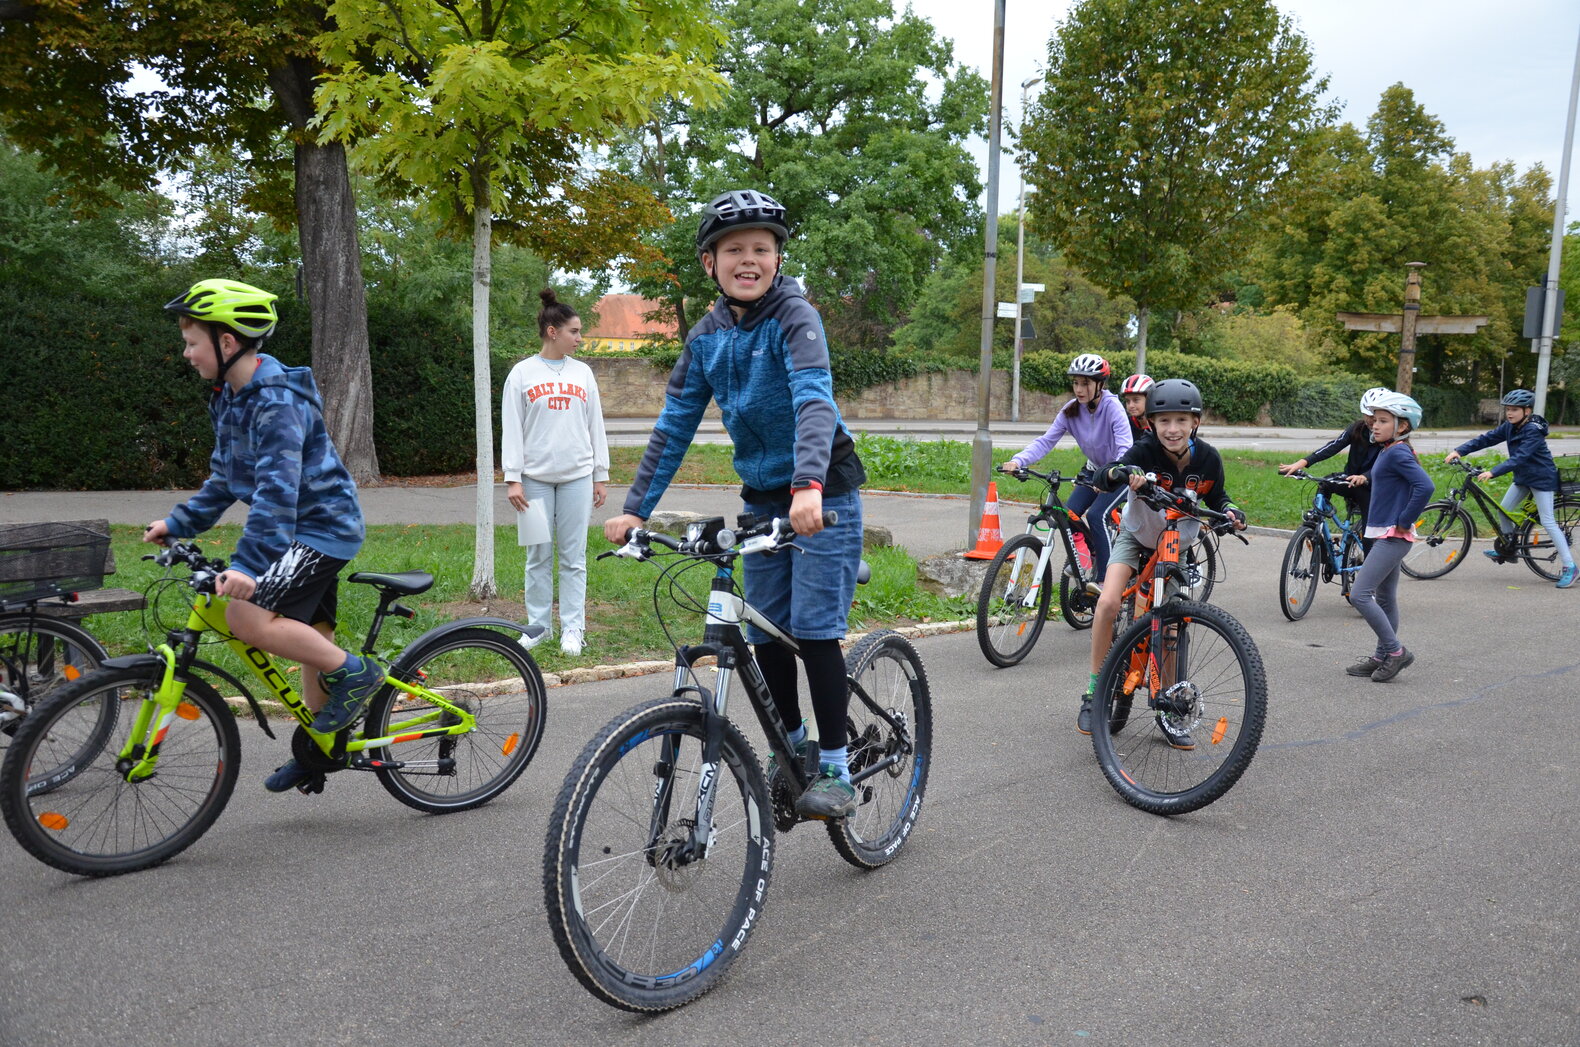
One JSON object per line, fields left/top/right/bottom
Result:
{"left": 1346, "top": 392, "right": 1434, "bottom": 683}
{"left": 501, "top": 289, "right": 609, "bottom": 655}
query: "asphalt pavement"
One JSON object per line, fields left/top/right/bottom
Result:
{"left": 2, "top": 488, "right": 1577, "bottom": 1044}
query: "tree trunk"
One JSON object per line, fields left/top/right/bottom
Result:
{"left": 468, "top": 172, "right": 498, "bottom": 601}
{"left": 1134, "top": 305, "right": 1150, "bottom": 376}
{"left": 268, "top": 58, "right": 379, "bottom": 484}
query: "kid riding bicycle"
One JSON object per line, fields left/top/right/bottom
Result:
{"left": 144, "top": 278, "right": 380, "bottom": 793}
{"left": 1445, "top": 389, "right": 1576, "bottom": 589}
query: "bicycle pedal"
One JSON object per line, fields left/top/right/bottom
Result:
{"left": 295, "top": 774, "right": 328, "bottom": 795}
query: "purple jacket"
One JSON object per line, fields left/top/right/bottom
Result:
{"left": 1009, "top": 391, "right": 1132, "bottom": 469}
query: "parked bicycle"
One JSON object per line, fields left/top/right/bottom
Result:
{"left": 1278, "top": 470, "right": 1367, "bottom": 620}
{"left": 0, "top": 541, "right": 547, "bottom": 877}
{"left": 1090, "top": 479, "right": 1266, "bottom": 816}
{"left": 0, "top": 523, "right": 113, "bottom": 753}
{"left": 976, "top": 466, "right": 1106, "bottom": 666}
{"left": 543, "top": 512, "right": 931, "bottom": 1011}
{"left": 1402, "top": 458, "right": 1580, "bottom": 581}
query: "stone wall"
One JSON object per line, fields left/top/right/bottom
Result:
{"left": 585, "top": 357, "right": 1059, "bottom": 421}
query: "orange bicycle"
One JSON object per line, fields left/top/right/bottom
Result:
{"left": 1091, "top": 480, "right": 1266, "bottom": 815}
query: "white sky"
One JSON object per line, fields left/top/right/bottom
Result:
{"left": 906, "top": 0, "right": 1580, "bottom": 231}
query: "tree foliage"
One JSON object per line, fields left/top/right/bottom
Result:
{"left": 1021, "top": 0, "right": 1331, "bottom": 359}
{"left": 314, "top": 0, "right": 723, "bottom": 597}
{"left": 1248, "top": 85, "right": 1557, "bottom": 393}
{"left": 621, "top": 0, "right": 987, "bottom": 344}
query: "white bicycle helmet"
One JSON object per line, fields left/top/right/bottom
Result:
{"left": 1120, "top": 373, "right": 1155, "bottom": 395}
{"left": 1067, "top": 354, "right": 1111, "bottom": 380}
{"left": 1369, "top": 390, "right": 1422, "bottom": 430}
{"left": 1359, "top": 387, "right": 1391, "bottom": 417}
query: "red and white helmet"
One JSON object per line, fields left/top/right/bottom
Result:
{"left": 1067, "top": 354, "right": 1111, "bottom": 380}
{"left": 1120, "top": 373, "right": 1155, "bottom": 395}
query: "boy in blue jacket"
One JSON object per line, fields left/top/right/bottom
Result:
{"left": 142, "top": 279, "right": 378, "bottom": 792}
{"left": 603, "top": 189, "right": 867, "bottom": 819}
{"left": 1446, "top": 389, "right": 1576, "bottom": 588}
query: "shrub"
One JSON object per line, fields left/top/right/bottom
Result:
{"left": 1021, "top": 350, "right": 1297, "bottom": 424}
{"left": 1268, "top": 374, "right": 1372, "bottom": 428}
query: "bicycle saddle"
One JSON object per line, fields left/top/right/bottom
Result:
{"left": 347, "top": 571, "right": 435, "bottom": 596}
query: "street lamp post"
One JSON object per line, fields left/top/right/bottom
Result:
{"left": 968, "top": 0, "right": 1007, "bottom": 550}
{"left": 1012, "top": 74, "right": 1041, "bottom": 424}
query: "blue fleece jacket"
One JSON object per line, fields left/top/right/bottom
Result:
{"left": 164, "top": 355, "right": 365, "bottom": 579}
{"left": 623, "top": 275, "right": 855, "bottom": 519}
{"left": 1454, "top": 416, "right": 1561, "bottom": 491}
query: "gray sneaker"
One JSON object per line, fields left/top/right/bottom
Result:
{"left": 795, "top": 769, "right": 857, "bottom": 819}
{"left": 1370, "top": 648, "right": 1414, "bottom": 682}
{"left": 1077, "top": 693, "right": 1093, "bottom": 735}
{"left": 1345, "top": 656, "right": 1382, "bottom": 677}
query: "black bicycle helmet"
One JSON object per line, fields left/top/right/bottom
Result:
{"left": 1501, "top": 388, "right": 1536, "bottom": 408}
{"left": 696, "top": 189, "right": 790, "bottom": 254}
{"left": 1145, "top": 378, "right": 1203, "bottom": 417}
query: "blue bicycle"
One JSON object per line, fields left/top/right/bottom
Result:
{"left": 1279, "top": 470, "right": 1366, "bottom": 621}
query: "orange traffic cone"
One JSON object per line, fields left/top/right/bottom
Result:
{"left": 962, "top": 481, "right": 1005, "bottom": 560}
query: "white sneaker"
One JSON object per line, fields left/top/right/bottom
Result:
{"left": 560, "top": 628, "right": 584, "bottom": 656}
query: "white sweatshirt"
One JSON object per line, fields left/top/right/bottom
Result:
{"left": 500, "top": 355, "right": 610, "bottom": 485}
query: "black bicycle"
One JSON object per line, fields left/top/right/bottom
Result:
{"left": 543, "top": 512, "right": 932, "bottom": 1011}
{"left": 976, "top": 467, "right": 1105, "bottom": 666}
{"left": 1402, "top": 458, "right": 1580, "bottom": 581}
{"left": 1278, "top": 470, "right": 1366, "bottom": 620}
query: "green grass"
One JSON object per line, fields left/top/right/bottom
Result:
{"left": 82, "top": 526, "right": 971, "bottom": 683}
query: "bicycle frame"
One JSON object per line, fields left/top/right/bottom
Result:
{"left": 646, "top": 545, "right": 915, "bottom": 864}
{"left": 1002, "top": 472, "right": 1097, "bottom": 607}
{"left": 1447, "top": 466, "right": 1534, "bottom": 538}
{"left": 116, "top": 592, "right": 477, "bottom": 783}
{"left": 1305, "top": 482, "right": 1363, "bottom": 580}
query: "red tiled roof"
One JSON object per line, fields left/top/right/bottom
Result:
{"left": 587, "top": 294, "right": 678, "bottom": 339}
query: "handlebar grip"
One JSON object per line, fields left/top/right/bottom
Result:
{"left": 822, "top": 510, "right": 838, "bottom": 527}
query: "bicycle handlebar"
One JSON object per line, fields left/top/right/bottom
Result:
{"left": 1284, "top": 469, "right": 1356, "bottom": 490}
{"left": 141, "top": 540, "right": 230, "bottom": 593}
{"left": 1132, "top": 475, "right": 1250, "bottom": 544}
{"left": 601, "top": 511, "right": 837, "bottom": 563}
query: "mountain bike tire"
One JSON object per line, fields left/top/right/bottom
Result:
{"left": 543, "top": 698, "right": 771, "bottom": 1012}
{"left": 1091, "top": 600, "right": 1267, "bottom": 816}
{"left": 0, "top": 613, "right": 109, "bottom": 756}
{"left": 828, "top": 630, "right": 931, "bottom": 869}
{"left": 976, "top": 534, "right": 1052, "bottom": 667}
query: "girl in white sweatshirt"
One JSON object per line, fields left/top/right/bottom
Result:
{"left": 501, "top": 289, "right": 610, "bottom": 655}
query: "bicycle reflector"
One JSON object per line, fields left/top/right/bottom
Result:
{"left": 38, "top": 812, "right": 68, "bottom": 831}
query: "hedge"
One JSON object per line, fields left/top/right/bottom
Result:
{"left": 1021, "top": 350, "right": 1298, "bottom": 425}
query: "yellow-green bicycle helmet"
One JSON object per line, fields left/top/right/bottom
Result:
{"left": 163, "top": 279, "right": 279, "bottom": 339}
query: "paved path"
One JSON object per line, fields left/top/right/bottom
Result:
{"left": 1, "top": 532, "right": 1575, "bottom": 1045}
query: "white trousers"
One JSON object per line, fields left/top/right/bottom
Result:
{"left": 520, "top": 475, "right": 593, "bottom": 635}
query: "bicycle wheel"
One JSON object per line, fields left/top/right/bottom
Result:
{"left": 1339, "top": 531, "right": 1366, "bottom": 602}
{"left": 0, "top": 614, "right": 109, "bottom": 752}
{"left": 829, "top": 630, "right": 932, "bottom": 870}
{"left": 1183, "top": 530, "right": 1218, "bottom": 603}
{"left": 0, "top": 667, "right": 240, "bottom": 876}
{"left": 1058, "top": 550, "right": 1096, "bottom": 631}
{"left": 1090, "top": 600, "right": 1267, "bottom": 816}
{"left": 1400, "top": 502, "right": 1473, "bottom": 579}
{"left": 1278, "top": 526, "right": 1322, "bottom": 621}
{"left": 367, "top": 626, "right": 547, "bottom": 813}
{"left": 1517, "top": 497, "right": 1580, "bottom": 581}
{"left": 543, "top": 698, "right": 771, "bottom": 1012}
{"left": 976, "top": 534, "right": 1052, "bottom": 667}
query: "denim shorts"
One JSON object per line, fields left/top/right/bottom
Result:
{"left": 740, "top": 488, "right": 864, "bottom": 644}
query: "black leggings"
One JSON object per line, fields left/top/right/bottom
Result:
{"left": 755, "top": 639, "right": 848, "bottom": 751}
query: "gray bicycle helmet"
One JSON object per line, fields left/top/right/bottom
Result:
{"left": 696, "top": 189, "right": 790, "bottom": 254}
{"left": 1501, "top": 388, "right": 1536, "bottom": 408}
{"left": 1145, "top": 378, "right": 1203, "bottom": 417}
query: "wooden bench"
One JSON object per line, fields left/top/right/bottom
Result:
{"left": 0, "top": 518, "right": 146, "bottom": 620}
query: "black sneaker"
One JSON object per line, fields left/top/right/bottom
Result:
{"left": 1345, "top": 656, "right": 1382, "bottom": 677}
{"left": 1370, "top": 648, "right": 1414, "bottom": 682}
{"left": 1155, "top": 712, "right": 1195, "bottom": 750}
{"left": 1077, "top": 693, "right": 1093, "bottom": 735}
{"left": 795, "top": 769, "right": 857, "bottom": 819}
